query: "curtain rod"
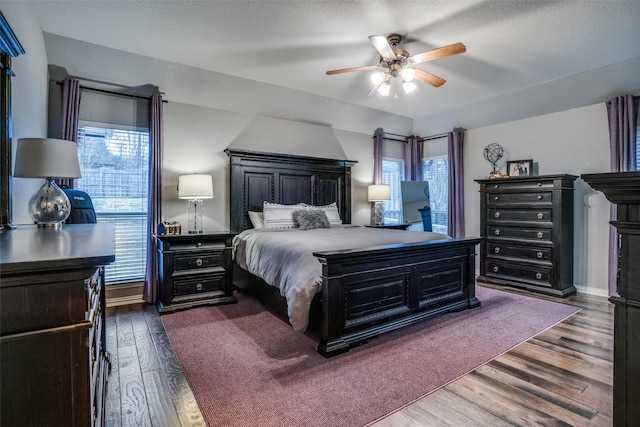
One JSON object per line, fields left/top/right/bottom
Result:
{"left": 53, "top": 79, "right": 167, "bottom": 103}
{"left": 381, "top": 131, "right": 449, "bottom": 143}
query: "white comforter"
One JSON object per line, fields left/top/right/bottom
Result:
{"left": 232, "top": 225, "right": 450, "bottom": 332}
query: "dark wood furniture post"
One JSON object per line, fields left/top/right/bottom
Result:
{"left": 581, "top": 171, "right": 640, "bottom": 427}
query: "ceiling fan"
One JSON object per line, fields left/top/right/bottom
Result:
{"left": 326, "top": 34, "right": 466, "bottom": 96}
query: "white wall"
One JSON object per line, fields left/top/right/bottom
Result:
{"left": 461, "top": 104, "right": 611, "bottom": 296}
{"left": 2, "top": 3, "right": 50, "bottom": 225}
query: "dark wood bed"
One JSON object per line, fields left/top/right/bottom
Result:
{"left": 226, "top": 148, "right": 482, "bottom": 357}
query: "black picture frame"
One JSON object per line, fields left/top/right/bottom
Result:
{"left": 507, "top": 159, "right": 533, "bottom": 177}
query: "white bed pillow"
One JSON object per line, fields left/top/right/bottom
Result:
{"left": 263, "top": 202, "right": 306, "bottom": 228}
{"left": 248, "top": 211, "right": 264, "bottom": 229}
{"left": 307, "top": 202, "right": 343, "bottom": 226}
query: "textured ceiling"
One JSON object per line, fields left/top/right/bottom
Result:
{"left": 23, "top": 0, "right": 640, "bottom": 120}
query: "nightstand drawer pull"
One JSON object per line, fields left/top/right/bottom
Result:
{"left": 196, "top": 283, "right": 203, "bottom": 291}
{"left": 494, "top": 229, "right": 501, "bottom": 236}
{"left": 536, "top": 272, "right": 542, "bottom": 280}
{"left": 537, "top": 251, "right": 543, "bottom": 259}
{"left": 494, "top": 184, "right": 499, "bottom": 189}
{"left": 537, "top": 195, "right": 543, "bottom": 200}
{"left": 195, "top": 258, "right": 203, "bottom": 267}
{"left": 537, "top": 182, "right": 542, "bottom": 187}
{"left": 196, "top": 242, "right": 202, "bottom": 247}
{"left": 494, "top": 247, "right": 501, "bottom": 254}
{"left": 494, "top": 196, "right": 499, "bottom": 201}
{"left": 537, "top": 231, "right": 544, "bottom": 239}
{"left": 494, "top": 212, "right": 501, "bottom": 218}
{"left": 537, "top": 212, "right": 543, "bottom": 219}
{"left": 493, "top": 266, "right": 499, "bottom": 273}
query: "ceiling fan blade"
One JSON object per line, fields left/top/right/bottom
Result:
{"left": 369, "top": 35, "right": 397, "bottom": 60}
{"left": 326, "top": 65, "right": 379, "bottom": 75}
{"left": 410, "top": 42, "right": 466, "bottom": 64}
{"left": 414, "top": 69, "right": 446, "bottom": 87}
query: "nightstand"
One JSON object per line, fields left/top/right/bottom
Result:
{"left": 366, "top": 224, "right": 410, "bottom": 230}
{"left": 155, "top": 232, "right": 237, "bottom": 313}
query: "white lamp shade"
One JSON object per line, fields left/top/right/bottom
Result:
{"left": 178, "top": 174, "right": 214, "bottom": 199}
{"left": 368, "top": 184, "right": 390, "bottom": 202}
{"left": 13, "top": 138, "right": 81, "bottom": 179}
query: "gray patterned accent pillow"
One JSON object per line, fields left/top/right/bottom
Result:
{"left": 292, "top": 209, "right": 331, "bottom": 230}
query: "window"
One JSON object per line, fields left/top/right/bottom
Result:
{"left": 381, "top": 158, "right": 404, "bottom": 224}
{"left": 380, "top": 155, "right": 450, "bottom": 234}
{"left": 422, "top": 156, "right": 449, "bottom": 234}
{"left": 75, "top": 125, "right": 149, "bottom": 284}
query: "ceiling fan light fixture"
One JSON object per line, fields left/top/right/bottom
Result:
{"left": 403, "top": 80, "right": 417, "bottom": 94}
{"left": 378, "top": 81, "right": 391, "bottom": 96}
{"left": 371, "top": 71, "right": 386, "bottom": 85}
{"left": 401, "top": 67, "right": 415, "bottom": 82}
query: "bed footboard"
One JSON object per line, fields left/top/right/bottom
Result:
{"left": 314, "top": 237, "right": 482, "bottom": 357}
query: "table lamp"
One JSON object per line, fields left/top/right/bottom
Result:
{"left": 178, "top": 174, "right": 213, "bottom": 234}
{"left": 13, "top": 138, "right": 82, "bottom": 228}
{"left": 368, "top": 184, "right": 390, "bottom": 226}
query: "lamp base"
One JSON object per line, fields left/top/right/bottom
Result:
{"left": 28, "top": 178, "right": 71, "bottom": 227}
{"left": 373, "top": 201, "right": 385, "bottom": 226}
{"left": 186, "top": 199, "right": 204, "bottom": 234}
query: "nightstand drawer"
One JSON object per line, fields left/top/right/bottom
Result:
{"left": 488, "top": 242, "right": 552, "bottom": 261}
{"left": 174, "top": 252, "right": 223, "bottom": 271}
{"left": 174, "top": 274, "right": 225, "bottom": 296}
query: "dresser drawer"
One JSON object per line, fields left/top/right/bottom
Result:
{"left": 488, "top": 226, "right": 552, "bottom": 242}
{"left": 174, "top": 274, "right": 226, "bottom": 297}
{"left": 488, "top": 208, "right": 551, "bottom": 223}
{"left": 488, "top": 242, "right": 552, "bottom": 261}
{"left": 485, "top": 260, "right": 552, "bottom": 287}
{"left": 487, "top": 191, "right": 552, "bottom": 206}
{"left": 174, "top": 251, "right": 224, "bottom": 271}
{"left": 485, "top": 179, "right": 557, "bottom": 192}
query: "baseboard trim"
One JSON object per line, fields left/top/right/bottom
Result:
{"left": 574, "top": 285, "right": 610, "bottom": 298}
{"left": 107, "top": 294, "right": 145, "bottom": 307}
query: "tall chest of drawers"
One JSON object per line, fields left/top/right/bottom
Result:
{"left": 0, "top": 224, "right": 115, "bottom": 427}
{"left": 476, "top": 174, "right": 577, "bottom": 297}
{"left": 156, "top": 232, "right": 237, "bottom": 313}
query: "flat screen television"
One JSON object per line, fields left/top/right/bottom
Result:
{"left": 400, "top": 181, "right": 431, "bottom": 224}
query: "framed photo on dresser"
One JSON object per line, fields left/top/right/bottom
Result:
{"left": 507, "top": 159, "right": 533, "bottom": 177}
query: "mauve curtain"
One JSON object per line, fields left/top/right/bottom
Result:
{"left": 606, "top": 95, "right": 639, "bottom": 296}
{"left": 371, "top": 128, "right": 384, "bottom": 225}
{"left": 143, "top": 93, "right": 164, "bottom": 304}
{"left": 404, "top": 135, "right": 423, "bottom": 181}
{"left": 58, "top": 78, "right": 82, "bottom": 188}
{"left": 447, "top": 129, "right": 465, "bottom": 238}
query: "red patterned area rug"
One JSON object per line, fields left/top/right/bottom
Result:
{"left": 161, "top": 286, "right": 580, "bottom": 427}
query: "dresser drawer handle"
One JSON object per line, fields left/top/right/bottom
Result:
{"left": 537, "top": 212, "right": 543, "bottom": 219}
{"left": 537, "top": 195, "right": 543, "bottom": 200}
{"left": 494, "top": 196, "right": 499, "bottom": 201}
{"left": 195, "top": 258, "right": 203, "bottom": 267}
{"left": 494, "top": 247, "right": 501, "bottom": 254}
{"left": 493, "top": 266, "right": 499, "bottom": 273}
{"left": 196, "top": 242, "right": 202, "bottom": 247}
{"left": 494, "top": 184, "right": 499, "bottom": 189}
{"left": 494, "top": 229, "right": 501, "bottom": 236}
{"left": 537, "top": 231, "right": 544, "bottom": 239}
{"left": 537, "top": 251, "right": 543, "bottom": 259}
{"left": 494, "top": 212, "right": 501, "bottom": 218}
{"left": 537, "top": 182, "right": 542, "bottom": 187}
{"left": 196, "top": 283, "right": 204, "bottom": 291}
{"left": 536, "top": 272, "right": 542, "bottom": 280}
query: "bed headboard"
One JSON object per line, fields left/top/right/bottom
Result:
{"left": 225, "top": 149, "right": 357, "bottom": 232}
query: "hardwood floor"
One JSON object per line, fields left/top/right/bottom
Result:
{"left": 105, "top": 284, "right": 613, "bottom": 427}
